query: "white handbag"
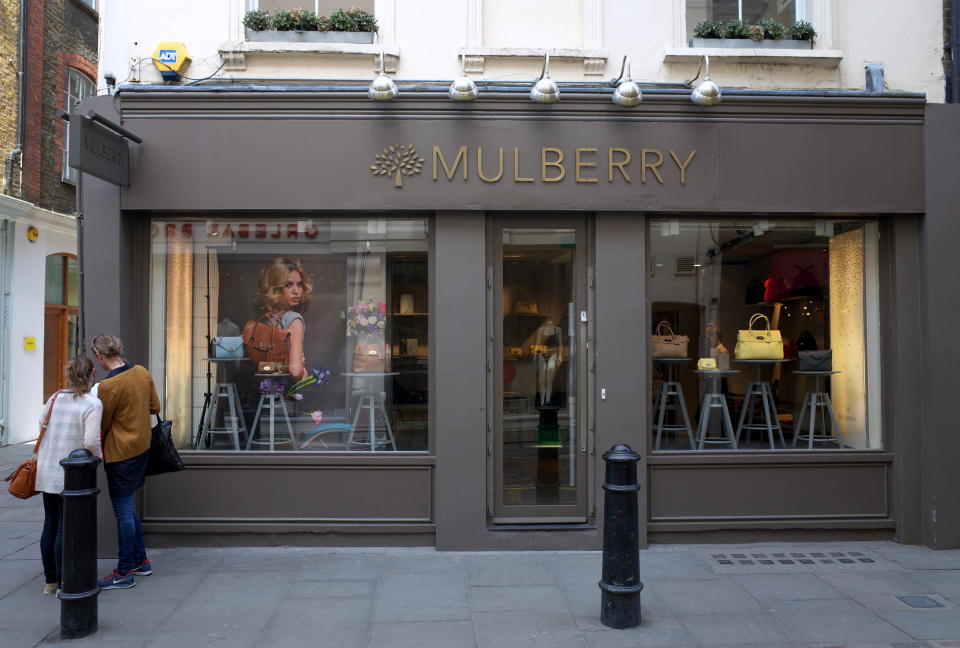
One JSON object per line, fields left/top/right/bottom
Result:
{"left": 651, "top": 321, "right": 689, "bottom": 358}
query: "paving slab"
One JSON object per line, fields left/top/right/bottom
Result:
{"left": 769, "top": 599, "right": 912, "bottom": 643}
{"left": 374, "top": 573, "right": 470, "bottom": 622}
{"left": 472, "top": 610, "right": 587, "bottom": 648}
{"left": 677, "top": 612, "right": 794, "bottom": 645}
{"left": 906, "top": 571, "right": 960, "bottom": 597}
{"left": 650, "top": 577, "right": 763, "bottom": 616}
{"left": 732, "top": 572, "right": 847, "bottom": 601}
{"left": 467, "top": 554, "right": 553, "bottom": 587}
{"left": 877, "top": 609, "right": 960, "bottom": 641}
{"left": 0, "top": 628, "right": 51, "bottom": 648}
{"left": 367, "top": 620, "right": 476, "bottom": 648}
{"left": 470, "top": 584, "right": 568, "bottom": 612}
{"left": 145, "top": 628, "right": 260, "bottom": 648}
{"left": 285, "top": 578, "right": 378, "bottom": 599}
{"left": 582, "top": 615, "right": 694, "bottom": 648}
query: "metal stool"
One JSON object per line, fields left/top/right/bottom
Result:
{"left": 735, "top": 359, "right": 789, "bottom": 449}
{"left": 346, "top": 392, "right": 397, "bottom": 451}
{"left": 246, "top": 392, "right": 296, "bottom": 451}
{"left": 693, "top": 370, "right": 739, "bottom": 450}
{"left": 653, "top": 358, "right": 694, "bottom": 450}
{"left": 197, "top": 382, "right": 246, "bottom": 450}
{"left": 792, "top": 370, "right": 842, "bottom": 448}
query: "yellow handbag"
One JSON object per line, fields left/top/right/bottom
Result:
{"left": 696, "top": 358, "right": 718, "bottom": 371}
{"left": 735, "top": 314, "right": 784, "bottom": 360}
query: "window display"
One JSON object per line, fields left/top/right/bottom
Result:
{"left": 649, "top": 219, "right": 880, "bottom": 452}
{"left": 149, "top": 218, "right": 429, "bottom": 452}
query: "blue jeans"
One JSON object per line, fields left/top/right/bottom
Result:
{"left": 40, "top": 493, "right": 63, "bottom": 584}
{"left": 110, "top": 495, "right": 147, "bottom": 575}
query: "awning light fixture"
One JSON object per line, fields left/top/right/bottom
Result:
{"left": 530, "top": 54, "right": 560, "bottom": 104}
{"left": 368, "top": 51, "right": 398, "bottom": 101}
{"left": 611, "top": 56, "right": 642, "bottom": 107}
{"left": 690, "top": 55, "right": 722, "bottom": 107}
{"left": 449, "top": 53, "right": 479, "bottom": 101}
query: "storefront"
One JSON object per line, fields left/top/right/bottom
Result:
{"left": 79, "top": 86, "right": 939, "bottom": 550}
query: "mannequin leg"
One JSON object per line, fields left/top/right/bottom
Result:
{"left": 536, "top": 355, "right": 546, "bottom": 407}
{"left": 543, "top": 354, "right": 559, "bottom": 405}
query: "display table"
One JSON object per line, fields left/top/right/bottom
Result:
{"left": 343, "top": 372, "right": 399, "bottom": 451}
{"left": 652, "top": 358, "right": 694, "bottom": 450}
{"left": 693, "top": 369, "right": 740, "bottom": 450}
{"left": 245, "top": 373, "right": 296, "bottom": 451}
{"left": 792, "top": 370, "right": 842, "bottom": 449}
{"left": 735, "top": 359, "right": 790, "bottom": 449}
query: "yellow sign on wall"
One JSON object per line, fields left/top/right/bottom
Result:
{"left": 23, "top": 337, "right": 36, "bottom": 351}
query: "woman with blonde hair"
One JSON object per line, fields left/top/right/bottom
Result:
{"left": 249, "top": 256, "right": 312, "bottom": 380}
{"left": 35, "top": 356, "right": 102, "bottom": 595}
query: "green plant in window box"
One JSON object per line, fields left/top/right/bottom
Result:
{"left": 348, "top": 8, "right": 378, "bottom": 33}
{"left": 722, "top": 20, "right": 752, "bottom": 40}
{"left": 242, "top": 9, "right": 271, "bottom": 32}
{"left": 758, "top": 18, "right": 786, "bottom": 40}
{"left": 271, "top": 8, "right": 319, "bottom": 31}
{"left": 745, "top": 24, "right": 765, "bottom": 42}
{"left": 693, "top": 20, "right": 725, "bottom": 39}
{"left": 788, "top": 20, "right": 817, "bottom": 41}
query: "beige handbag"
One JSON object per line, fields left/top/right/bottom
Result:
{"left": 735, "top": 314, "right": 784, "bottom": 360}
{"left": 651, "top": 321, "right": 689, "bottom": 358}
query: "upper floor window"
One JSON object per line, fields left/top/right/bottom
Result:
{"left": 61, "top": 69, "right": 96, "bottom": 185}
{"left": 686, "top": 0, "right": 803, "bottom": 39}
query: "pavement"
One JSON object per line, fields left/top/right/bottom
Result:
{"left": 2, "top": 441, "right": 960, "bottom": 647}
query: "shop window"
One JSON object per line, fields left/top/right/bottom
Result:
{"left": 686, "top": 0, "right": 804, "bottom": 39}
{"left": 61, "top": 69, "right": 96, "bottom": 185}
{"left": 150, "top": 218, "right": 429, "bottom": 453}
{"left": 649, "top": 219, "right": 881, "bottom": 452}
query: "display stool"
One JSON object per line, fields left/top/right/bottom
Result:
{"left": 343, "top": 372, "right": 399, "bottom": 451}
{"left": 735, "top": 359, "right": 789, "bottom": 449}
{"left": 653, "top": 358, "right": 694, "bottom": 450}
{"left": 792, "top": 370, "right": 842, "bottom": 449}
{"left": 197, "top": 382, "right": 246, "bottom": 450}
{"left": 300, "top": 423, "right": 353, "bottom": 449}
{"left": 693, "top": 370, "right": 739, "bottom": 450}
{"left": 245, "top": 376, "right": 296, "bottom": 450}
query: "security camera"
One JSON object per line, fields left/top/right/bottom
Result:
{"left": 104, "top": 72, "right": 117, "bottom": 90}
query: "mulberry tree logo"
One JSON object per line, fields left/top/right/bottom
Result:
{"left": 370, "top": 144, "right": 424, "bottom": 188}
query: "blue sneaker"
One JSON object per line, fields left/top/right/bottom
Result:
{"left": 98, "top": 570, "right": 135, "bottom": 590}
{"left": 131, "top": 559, "right": 152, "bottom": 576}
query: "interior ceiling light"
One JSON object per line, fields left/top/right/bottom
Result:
{"left": 449, "top": 53, "right": 479, "bottom": 101}
{"left": 690, "top": 55, "right": 721, "bottom": 107}
{"left": 611, "top": 56, "right": 642, "bottom": 107}
{"left": 368, "top": 51, "right": 398, "bottom": 101}
{"left": 530, "top": 53, "right": 560, "bottom": 104}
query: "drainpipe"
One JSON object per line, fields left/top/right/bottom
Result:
{"left": 952, "top": 0, "right": 960, "bottom": 102}
{"left": 4, "top": 0, "right": 26, "bottom": 195}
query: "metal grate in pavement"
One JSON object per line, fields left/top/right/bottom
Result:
{"left": 701, "top": 549, "right": 894, "bottom": 573}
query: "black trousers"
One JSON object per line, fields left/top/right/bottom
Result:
{"left": 40, "top": 492, "right": 63, "bottom": 585}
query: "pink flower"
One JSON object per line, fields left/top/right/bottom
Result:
{"left": 311, "top": 410, "right": 323, "bottom": 425}
{"left": 377, "top": 301, "right": 386, "bottom": 313}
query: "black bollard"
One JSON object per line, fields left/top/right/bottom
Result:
{"left": 599, "top": 444, "right": 642, "bottom": 629}
{"left": 58, "top": 449, "right": 101, "bottom": 640}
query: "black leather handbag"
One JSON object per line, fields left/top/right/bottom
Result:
{"left": 798, "top": 350, "right": 832, "bottom": 372}
{"left": 146, "top": 415, "right": 185, "bottom": 477}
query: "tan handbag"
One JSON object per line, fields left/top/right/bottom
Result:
{"left": 353, "top": 336, "right": 390, "bottom": 373}
{"left": 651, "top": 321, "right": 689, "bottom": 358}
{"left": 242, "top": 312, "right": 290, "bottom": 365}
{"left": 735, "top": 314, "right": 784, "bottom": 360}
{"left": 4, "top": 391, "right": 59, "bottom": 499}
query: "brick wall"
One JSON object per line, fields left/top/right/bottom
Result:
{"left": 23, "top": 0, "right": 98, "bottom": 213}
{"left": 0, "top": 0, "right": 19, "bottom": 194}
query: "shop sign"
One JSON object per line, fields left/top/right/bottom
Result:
{"left": 370, "top": 144, "right": 697, "bottom": 188}
{"left": 68, "top": 115, "right": 130, "bottom": 186}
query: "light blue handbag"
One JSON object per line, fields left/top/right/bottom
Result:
{"left": 211, "top": 336, "right": 244, "bottom": 359}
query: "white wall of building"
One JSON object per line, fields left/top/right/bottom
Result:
{"left": 98, "top": 0, "right": 945, "bottom": 101}
{"left": 0, "top": 197, "right": 77, "bottom": 445}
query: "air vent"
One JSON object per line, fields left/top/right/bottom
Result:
{"left": 674, "top": 255, "right": 696, "bottom": 275}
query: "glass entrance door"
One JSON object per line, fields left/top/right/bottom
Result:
{"left": 492, "top": 220, "right": 588, "bottom": 522}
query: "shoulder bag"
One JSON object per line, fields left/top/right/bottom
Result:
{"left": 4, "top": 391, "right": 60, "bottom": 499}
{"left": 211, "top": 336, "right": 244, "bottom": 360}
{"left": 146, "top": 414, "right": 185, "bottom": 477}
{"left": 735, "top": 314, "right": 784, "bottom": 360}
{"left": 798, "top": 350, "right": 832, "bottom": 372}
{"left": 651, "top": 321, "right": 689, "bottom": 359}
{"left": 242, "top": 312, "right": 290, "bottom": 365}
{"left": 353, "top": 334, "right": 389, "bottom": 373}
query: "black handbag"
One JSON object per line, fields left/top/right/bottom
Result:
{"left": 146, "top": 415, "right": 185, "bottom": 477}
{"left": 798, "top": 350, "right": 832, "bottom": 372}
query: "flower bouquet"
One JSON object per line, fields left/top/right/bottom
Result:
{"left": 345, "top": 298, "right": 386, "bottom": 337}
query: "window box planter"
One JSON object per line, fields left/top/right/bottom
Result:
{"left": 245, "top": 29, "right": 375, "bottom": 44}
{"left": 690, "top": 38, "right": 812, "bottom": 50}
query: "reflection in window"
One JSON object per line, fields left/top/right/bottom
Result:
{"left": 150, "top": 219, "right": 429, "bottom": 452}
{"left": 253, "top": 1, "right": 374, "bottom": 14}
{"left": 649, "top": 220, "right": 880, "bottom": 452}
{"left": 686, "top": 0, "right": 801, "bottom": 39}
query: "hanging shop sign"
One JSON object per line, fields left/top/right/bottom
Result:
{"left": 370, "top": 145, "right": 697, "bottom": 188}
{"left": 66, "top": 110, "right": 142, "bottom": 186}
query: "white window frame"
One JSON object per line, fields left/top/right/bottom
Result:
{"left": 61, "top": 69, "right": 96, "bottom": 185}
{"left": 673, "top": 0, "right": 832, "bottom": 49}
